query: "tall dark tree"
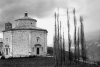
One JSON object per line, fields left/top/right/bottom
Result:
{"left": 80, "top": 16, "right": 87, "bottom": 63}
{"left": 73, "top": 8, "right": 77, "bottom": 61}
{"left": 53, "top": 9, "right": 65, "bottom": 67}
{"left": 56, "top": 9, "right": 60, "bottom": 66}
{"left": 62, "top": 28, "right": 66, "bottom": 65}
{"left": 59, "top": 20, "right": 62, "bottom": 66}
{"left": 53, "top": 11, "right": 61, "bottom": 66}
{"left": 77, "top": 27, "right": 80, "bottom": 64}
{"left": 67, "top": 9, "right": 72, "bottom": 65}
{"left": 53, "top": 12, "right": 57, "bottom": 67}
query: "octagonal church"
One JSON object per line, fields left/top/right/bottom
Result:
{"left": 2, "top": 12, "right": 48, "bottom": 58}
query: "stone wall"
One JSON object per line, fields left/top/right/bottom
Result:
{"left": 12, "top": 30, "right": 29, "bottom": 57}
{"left": 3, "top": 31, "right": 12, "bottom": 58}
{"left": 3, "top": 30, "right": 47, "bottom": 58}
{"left": 15, "top": 20, "right": 36, "bottom": 28}
{"left": 31, "top": 30, "right": 47, "bottom": 56}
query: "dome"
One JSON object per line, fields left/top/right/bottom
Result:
{"left": 15, "top": 12, "right": 37, "bottom": 28}
{"left": 2, "top": 12, "right": 48, "bottom": 33}
{"left": 15, "top": 12, "right": 37, "bottom": 22}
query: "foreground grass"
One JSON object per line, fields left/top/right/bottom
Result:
{"left": 0, "top": 56, "right": 54, "bottom": 67}
{"left": 0, "top": 56, "right": 100, "bottom": 67}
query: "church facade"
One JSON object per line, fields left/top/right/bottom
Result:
{"left": 2, "top": 12, "right": 48, "bottom": 58}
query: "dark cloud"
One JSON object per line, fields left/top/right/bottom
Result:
{"left": 0, "top": 0, "right": 56, "bottom": 31}
{"left": 0, "top": 0, "right": 20, "bottom": 8}
{"left": 0, "top": 0, "right": 69, "bottom": 31}
{"left": 0, "top": 0, "right": 56, "bottom": 19}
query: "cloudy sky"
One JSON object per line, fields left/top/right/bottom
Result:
{"left": 0, "top": 0, "right": 100, "bottom": 46}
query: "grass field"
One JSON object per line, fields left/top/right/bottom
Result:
{"left": 0, "top": 56, "right": 100, "bottom": 67}
{"left": 0, "top": 56, "right": 54, "bottom": 67}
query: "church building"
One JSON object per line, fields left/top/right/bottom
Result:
{"left": 2, "top": 12, "right": 48, "bottom": 58}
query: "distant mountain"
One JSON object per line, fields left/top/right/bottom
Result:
{"left": 87, "top": 40, "right": 100, "bottom": 61}
{"left": 85, "top": 30, "right": 100, "bottom": 61}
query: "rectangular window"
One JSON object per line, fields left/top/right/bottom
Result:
{"left": 6, "top": 48, "right": 8, "bottom": 55}
{"left": 33, "top": 47, "right": 34, "bottom": 52}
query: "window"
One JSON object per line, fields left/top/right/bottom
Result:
{"left": 36, "top": 37, "right": 40, "bottom": 42}
{"left": 6, "top": 38, "right": 8, "bottom": 41}
{"left": 5, "top": 45, "right": 9, "bottom": 47}
{"left": 33, "top": 47, "right": 34, "bottom": 52}
{"left": 5, "top": 45, "right": 10, "bottom": 55}
{"left": 6, "top": 48, "right": 8, "bottom": 55}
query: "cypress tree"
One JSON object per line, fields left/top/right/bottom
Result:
{"left": 77, "top": 27, "right": 80, "bottom": 64}
{"left": 73, "top": 8, "right": 77, "bottom": 63}
{"left": 67, "top": 9, "right": 72, "bottom": 65}
{"left": 80, "top": 16, "right": 87, "bottom": 63}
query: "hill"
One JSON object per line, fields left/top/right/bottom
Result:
{"left": 87, "top": 40, "right": 100, "bottom": 61}
{"left": 84, "top": 30, "right": 100, "bottom": 61}
{"left": 47, "top": 47, "right": 69, "bottom": 56}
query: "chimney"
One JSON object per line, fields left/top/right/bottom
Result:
{"left": 5, "top": 22, "right": 12, "bottom": 31}
{"left": 25, "top": 11, "right": 28, "bottom": 17}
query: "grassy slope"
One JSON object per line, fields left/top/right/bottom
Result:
{"left": 0, "top": 57, "right": 54, "bottom": 67}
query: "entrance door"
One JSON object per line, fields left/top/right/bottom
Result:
{"left": 37, "top": 48, "right": 39, "bottom": 54}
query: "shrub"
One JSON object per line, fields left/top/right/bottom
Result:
{"left": 9, "top": 57, "right": 13, "bottom": 59}
{"left": 1, "top": 56, "right": 5, "bottom": 59}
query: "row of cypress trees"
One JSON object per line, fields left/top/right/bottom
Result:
{"left": 53, "top": 9, "right": 66, "bottom": 67}
{"left": 73, "top": 8, "right": 87, "bottom": 64}
{"left": 53, "top": 8, "right": 87, "bottom": 67}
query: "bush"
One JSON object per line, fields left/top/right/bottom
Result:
{"left": 29, "top": 55, "right": 36, "bottom": 58}
{"left": 97, "top": 62, "right": 100, "bottom": 65}
{"left": 1, "top": 56, "right": 5, "bottom": 59}
{"left": 47, "top": 47, "right": 53, "bottom": 55}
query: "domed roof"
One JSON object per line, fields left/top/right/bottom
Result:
{"left": 15, "top": 11, "right": 37, "bottom": 22}
{"left": 11, "top": 27, "right": 48, "bottom": 32}
{"left": 2, "top": 26, "right": 48, "bottom": 33}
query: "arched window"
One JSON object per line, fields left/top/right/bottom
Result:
{"left": 5, "top": 45, "right": 10, "bottom": 55}
{"left": 36, "top": 37, "right": 40, "bottom": 42}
